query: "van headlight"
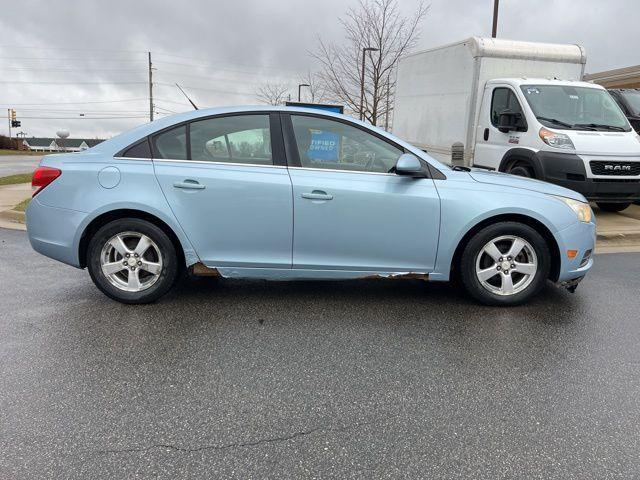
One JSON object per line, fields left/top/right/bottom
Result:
{"left": 539, "top": 127, "right": 575, "bottom": 149}
{"left": 553, "top": 195, "right": 592, "bottom": 223}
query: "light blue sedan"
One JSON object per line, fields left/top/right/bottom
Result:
{"left": 26, "top": 106, "right": 595, "bottom": 305}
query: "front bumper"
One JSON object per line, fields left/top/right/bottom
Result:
{"left": 26, "top": 198, "right": 87, "bottom": 268}
{"left": 536, "top": 151, "right": 640, "bottom": 202}
{"left": 554, "top": 219, "right": 596, "bottom": 284}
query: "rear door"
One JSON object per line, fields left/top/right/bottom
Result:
{"left": 153, "top": 113, "right": 293, "bottom": 268}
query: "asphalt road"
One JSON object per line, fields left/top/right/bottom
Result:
{"left": 1, "top": 228, "right": 639, "bottom": 479}
{"left": 0, "top": 154, "right": 42, "bottom": 176}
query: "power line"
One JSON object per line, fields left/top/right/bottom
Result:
{"left": 0, "top": 80, "right": 147, "bottom": 85}
{"left": 155, "top": 83, "right": 254, "bottom": 96}
{"left": 16, "top": 115, "right": 149, "bottom": 120}
{"left": 0, "top": 98, "right": 148, "bottom": 106}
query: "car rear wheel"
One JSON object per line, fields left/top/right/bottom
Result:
{"left": 87, "top": 218, "right": 178, "bottom": 304}
{"left": 596, "top": 202, "right": 631, "bottom": 213}
{"left": 460, "top": 222, "right": 551, "bottom": 306}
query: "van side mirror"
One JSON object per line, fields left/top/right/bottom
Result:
{"left": 497, "top": 110, "right": 518, "bottom": 133}
{"left": 395, "top": 153, "right": 423, "bottom": 176}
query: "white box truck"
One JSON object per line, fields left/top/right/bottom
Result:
{"left": 392, "top": 37, "right": 640, "bottom": 212}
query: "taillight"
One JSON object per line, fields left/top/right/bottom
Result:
{"left": 32, "top": 166, "right": 61, "bottom": 197}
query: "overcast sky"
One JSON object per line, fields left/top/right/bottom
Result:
{"left": 1, "top": 0, "right": 636, "bottom": 139}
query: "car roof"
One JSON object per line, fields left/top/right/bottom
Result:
{"left": 89, "top": 105, "right": 356, "bottom": 155}
{"left": 87, "top": 106, "right": 449, "bottom": 173}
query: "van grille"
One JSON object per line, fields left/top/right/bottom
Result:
{"left": 590, "top": 161, "right": 640, "bottom": 176}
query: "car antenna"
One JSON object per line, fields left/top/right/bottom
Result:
{"left": 175, "top": 83, "right": 199, "bottom": 110}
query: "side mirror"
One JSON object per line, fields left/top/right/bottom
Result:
{"left": 395, "top": 153, "right": 423, "bottom": 176}
{"left": 497, "top": 110, "right": 518, "bottom": 133}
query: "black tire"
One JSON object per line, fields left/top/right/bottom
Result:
{"left": 460, "top": 222, "right": 551, "bottom": 306}
{"left": 508, "top": 163, "right": 534, "bottom": 178}
{"left": 596, "top": 202, "right": 631, "bottom": 213}
{"left": 87, "top": 218, "right": 179, "bottom": 304}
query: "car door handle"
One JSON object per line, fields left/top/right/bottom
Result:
{"left": 173, "top": 180, "right": 205, "bottom": 190}
{"left": 302, "top": 191, "right": 333, "bottom": 201}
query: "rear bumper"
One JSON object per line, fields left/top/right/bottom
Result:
{"left": 554, "top": 220, "right": 596, "bottom": 283}
{"left": 26, "top": 198, "right": 87, "bottom": 268}
{"left": 537, "top": 151, "right": 640, "bottom": 202}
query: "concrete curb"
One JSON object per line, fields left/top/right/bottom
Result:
{"left": 0, "top": 209, "right": 26, "bottom": 231}
{"left": 597, "top": 231, "right": 640, "bottom": 244}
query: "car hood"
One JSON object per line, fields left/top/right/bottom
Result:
{"left": 469, "top": 170, "right": 586, "bottom": 202}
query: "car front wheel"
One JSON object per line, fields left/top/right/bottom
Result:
{"left": 460, "top": 222, "right": 551, "bottom": 306}
{"left": 87, "top": 218, "right": 179, "bottom": 304}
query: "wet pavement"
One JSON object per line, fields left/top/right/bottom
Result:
{"left": 1, "top": 227, "right": 639, "bottom": 479}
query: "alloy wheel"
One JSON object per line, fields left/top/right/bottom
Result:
{"left": 474, "top": 235, "right": 538, "bottom": 296}
{"left": 100, "top": 231, "right": 163, "bottom": 292}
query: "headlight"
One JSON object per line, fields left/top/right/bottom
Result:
{"left": 553, "top": 195, "right": 592, "bottom": 223}
{"left": 539, "top": 127, "right": 575, "bottom": 149}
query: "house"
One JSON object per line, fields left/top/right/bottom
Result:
{"left": 21, "top": 137, "right": 104, "bottom": 152}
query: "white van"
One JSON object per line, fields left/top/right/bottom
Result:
{"left": 392, "top": 37, "right": 640, "bottom": 211}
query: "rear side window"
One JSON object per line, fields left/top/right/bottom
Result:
{"left": 491, "top": 87, "right": 527, "bottom": 131}
{"left": 121, "top": 139, "right": 151, "bottom": 158}
{"left": 189, "top": 114, "right": 272, "bottom": 165}
{"left": 152, "top": 125, "right": 187, "bottom": 160}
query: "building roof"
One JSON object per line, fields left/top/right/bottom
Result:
{"left": 584, "top": 65, "right": 640, "bottom": 88}
{"left": 23, "top": 137, "right": 105, "bottom": 147}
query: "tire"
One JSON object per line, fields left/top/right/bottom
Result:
{"left": 460, "top": 222, "right": 551, "bottom": 306}
{"left": 87, "top": 218, "right": 179, "bottom": 304}
{"left": 508, "top": 163, "right": 534, "bottom": 178}
{"left": 596, "top": 202, "right": 631, "bottom": 213}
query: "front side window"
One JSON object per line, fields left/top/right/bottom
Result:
{"left": 290, "top": 115, "right": 403, "bottom": 173}
{"left": 491, "top": 87, "right": 526, "bottom": 130}
{"left": 152, "top": 125, "right": 187, "bottom": 160}
{"left": 520, "top": 84, "right": 631, "bottom": 131}
{"left": 190, "top": 115, "right": 272, "bottom": 165}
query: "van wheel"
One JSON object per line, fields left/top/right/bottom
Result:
{"left": 87, "top": 218, "right": 179, "bottom": 304}
{"left": 596, "top": 202, "right": 631, "bottom": 213}
{"left": 460, "top": 222, "right": 550, "bottom": 306}
{"left": 508, "top": 163, "right": 534, "bottom": 178}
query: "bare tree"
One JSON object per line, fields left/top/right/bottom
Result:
{"left": 311, "top": 0, "right": 428, "bottom": 126}
{"left": 255, "top": 82, "right": 290, "bottom": 105}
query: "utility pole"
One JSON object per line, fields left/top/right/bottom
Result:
{"left": 360, "top": 47, "right": 379, "bottom": 121}
{"left": 7, "top": 109, "right": 11, "bottom": 143}
{"left": 492, "top": 0, "right": 499, "bottom": 38}
{"left": 148, "top": 51, "right": 154, "bottom": 122}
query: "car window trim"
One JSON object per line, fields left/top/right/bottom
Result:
{"left": 115, "top": 111, "right": 283, "bottom": 167}
{"left": 280, "top": 112, "right": 435, "bottom": 178}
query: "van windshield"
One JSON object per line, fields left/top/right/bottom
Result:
{"left": 619, "top": 90, "right": 640, "bottom": 116}
{"left": 520, "top": 84, "right": 631, "bottom": 132}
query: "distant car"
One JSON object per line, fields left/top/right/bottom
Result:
{"left": 609, "top": 88, "right": 640, "bottom": 134}
{"left": 26, "top": 106, "right": 595, "bottom": 305}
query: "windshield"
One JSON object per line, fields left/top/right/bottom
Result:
{"left": 520, "top": 84, "right": 631, "bottom": 132}
{"left": 619, "top": 90, "right": 640, "bottom": 116}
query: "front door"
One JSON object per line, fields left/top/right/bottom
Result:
{"left": 474, "top": 85, "right": 528, "bottom": 170}
{"left": 284, "top": 113, "right": 440, "bottom": 272}
{"left": 153, "top": 113, "right": 293, "bottom": 268}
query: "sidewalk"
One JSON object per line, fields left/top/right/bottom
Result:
{"left": 1, "top": 183, "right": 639, "bottom": 251}
{"left": 0, "top": 183, "right": 31, "bottom": 231}
{"left": 594, "top": 204, "right": 640, "bottom": 253}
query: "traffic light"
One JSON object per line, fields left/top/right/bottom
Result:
{"left": 10, "top": 109, "right": 16, "bottom": 121}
